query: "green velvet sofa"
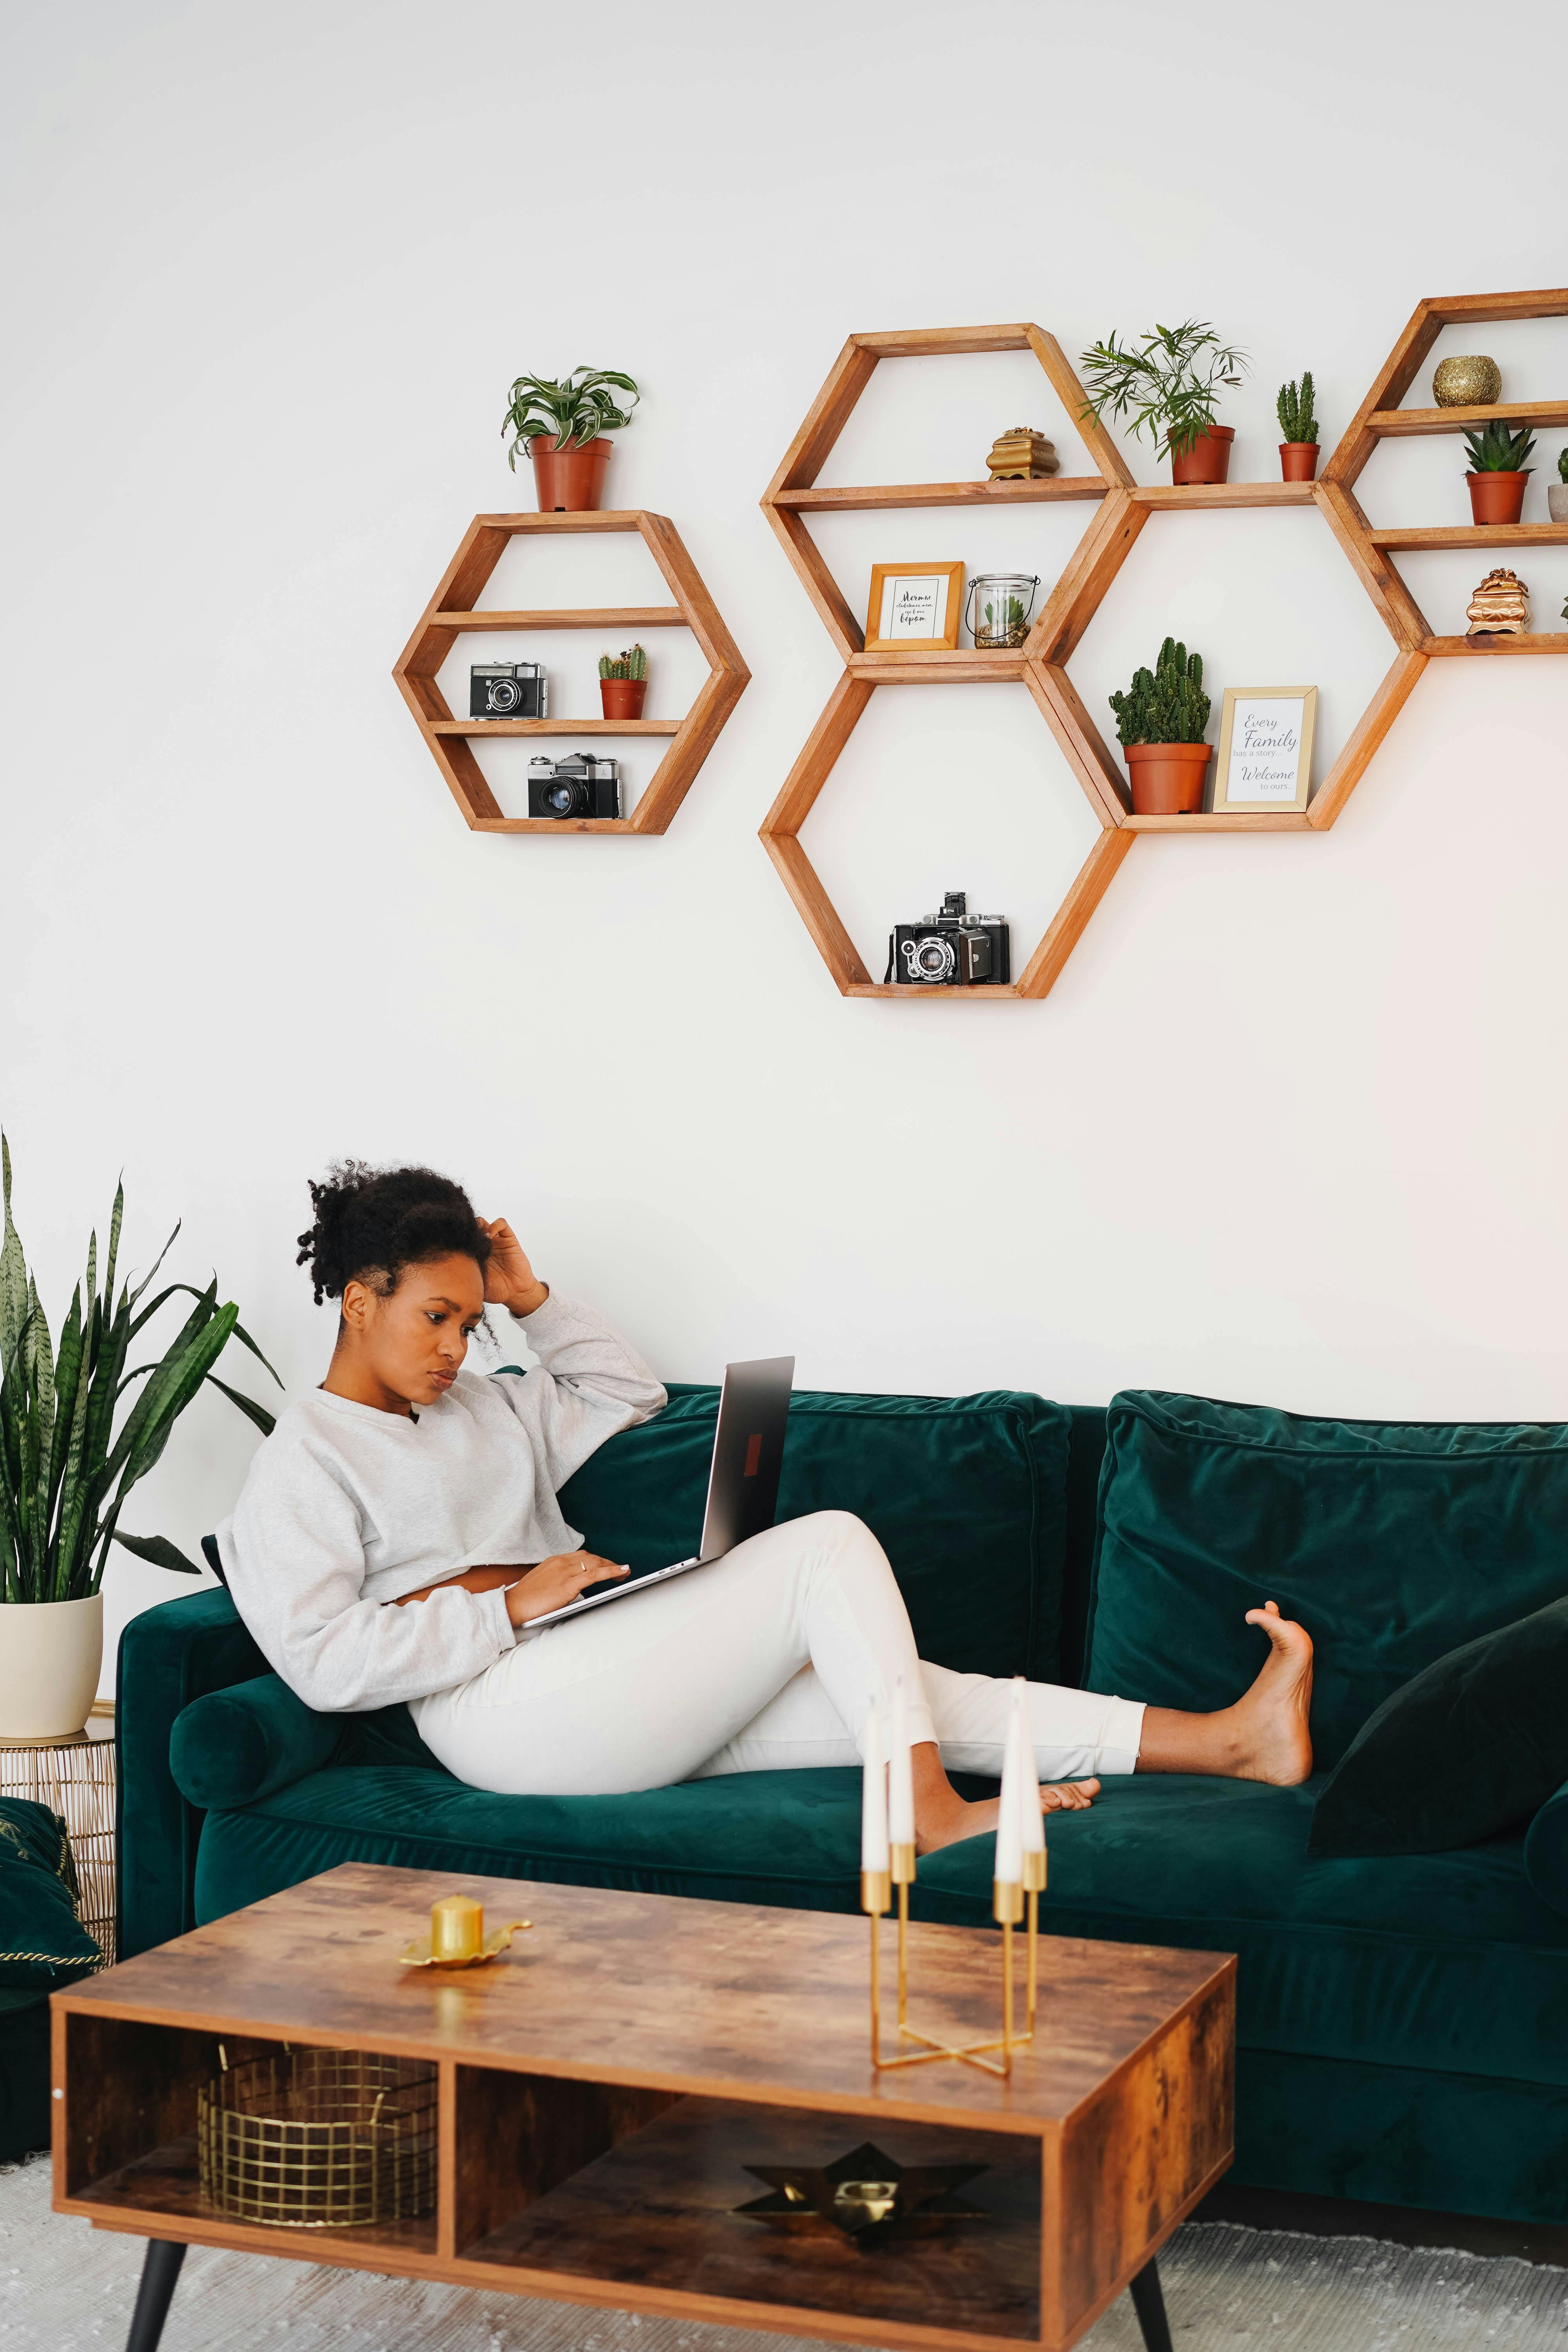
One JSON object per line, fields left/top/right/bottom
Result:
{"left": 118, "top": 1385, "right": 1568, "bottom": 2223}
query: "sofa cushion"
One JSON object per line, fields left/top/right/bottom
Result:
{"left": 1086, "top": 1391, "right": 1568, "bottom": 1768}
{"left": 913, "top": 1774, "right": 1568, "bottom": 2087}
{"left": 171, "top": 1675, "right": 343, "bottom": 1810}
{"left": 1526, "top": 1777, "right": 1568, "bottom": 1919}
{"left": 1309, "top": 1597, "right": 1568, "bottom": 1857}
{"left": 0, "top": 1798, "right": 102, "bottom": 1991}
{"left": 556, "top": 1384, "right": 1071, "bottom": 1682}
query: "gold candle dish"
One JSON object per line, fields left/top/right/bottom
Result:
{"left": 399, "top": 1893, "right": 533, "bottom": 1969}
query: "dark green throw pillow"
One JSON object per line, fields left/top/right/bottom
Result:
{"left": 1308, "top": 1595, "right": 1568, "bottom": 1857}
{"left": 0, "top": 1797, "right": 102, "bottom": 1989}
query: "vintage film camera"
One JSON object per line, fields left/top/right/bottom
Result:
{"left": 470, "top": 660, "right": 548, "bottom": 719}
{"left": 527, "top": 753, "right": 622, "bottom": 821}
{"left": 886, "top": 890, "right": 1010, "bottom": 986}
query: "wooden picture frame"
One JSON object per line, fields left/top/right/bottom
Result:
{"left": 864, "top": 562, "right": 965, "bottom": 653}
{"left": 1212, "top": 686, "right": 1318, "bottom": 813}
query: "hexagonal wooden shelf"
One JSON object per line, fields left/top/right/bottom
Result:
{"left": 1321, "top": 284, "right": 1568, "bottom": 658}
{"left": 394, "top": 512, "right": 748, "bottom": 833}
{"left": 1025, "top": 482, "right": 1427, "bottom": 834}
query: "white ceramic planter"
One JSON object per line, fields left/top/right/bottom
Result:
{"left": 0, "top": 1594, "right": 103, "bottom": 1743}
{"left": 1548, "top": 484, "right": 1568, "bottom": 523}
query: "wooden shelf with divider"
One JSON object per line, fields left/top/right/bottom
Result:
{"left": 1324, "top": 284, "right": 1568, "bottom": 657}
{"left": 394, "top": 512, "right": 747, "bottom": 834}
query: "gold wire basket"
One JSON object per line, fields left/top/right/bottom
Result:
{"left": 197, "top": 2046, "right": 437, "bottom": 2228}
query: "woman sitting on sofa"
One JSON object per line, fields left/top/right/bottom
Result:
{"left": 220, "top": 1161, "right": 1315, "bottom": 1855}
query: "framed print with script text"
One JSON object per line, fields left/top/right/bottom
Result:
{"left": 1212, "top": 686, "right": 1317, "bottom": 813}
{"left": 864, "top": 563, "right": 965, "bottom": 653}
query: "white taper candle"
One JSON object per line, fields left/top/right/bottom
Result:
{"left": 1014, "top": 1679, "right": 1045, "bottom": 1857}
{"left": 994, "top": 1692, "right": 1024, "bottom": 1885}
{"left": 861, "top": 1704, "right": 889, "bottom": 1873}
{"left": 889, "top": 1677, "right": 915, "bottom": 1848}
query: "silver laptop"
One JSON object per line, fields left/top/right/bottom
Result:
{"left": 527, "top": 1355, "right": 795, "bottom": 1628}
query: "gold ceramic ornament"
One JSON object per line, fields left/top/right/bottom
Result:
{"left": 985, "top": 427, "right": 1059, "bottom": 481}
{"left": 1433, "top": 355, "right": 1503, "bottom": 408}
{"left": 1465, "top": 567, "right": 1530, "bottom": 637}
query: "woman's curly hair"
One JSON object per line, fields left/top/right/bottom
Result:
{"left": 296, "top": 1161, "right": 492, "bottom": 1306}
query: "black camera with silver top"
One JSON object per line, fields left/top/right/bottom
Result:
{"left": 470, "top": 660, "right": 548, "bottom": 719}
{"left": 526, "top": 752, "right": 622, "bottom": 821}
{"left": 886, "top": 890, "right": 1010, "bottom": 986}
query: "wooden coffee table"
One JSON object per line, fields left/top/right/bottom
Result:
{"left": 51, "top": 1863, "right": 1234, "bottom": 2352}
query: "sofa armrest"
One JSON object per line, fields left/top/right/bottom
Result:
{"left": 1525, "top": 1778, "right": 1568, "bottom": 1918}
{"left": 171, "top": 1676, "right": 341, "bottom": 1812}
{"left": 116, "top": 1589, "right": 267, "bottom": 1960}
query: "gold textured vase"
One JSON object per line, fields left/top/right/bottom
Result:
{"left": 1433, "top": 355, "right": 1502, "bottom": 407}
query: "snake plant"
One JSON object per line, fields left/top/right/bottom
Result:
{"left": 1462, "top": 420, "right": 1537, "bottom": 473}
{"left": 1078, "top": 321, "right": 1249, "bottom": 458}
{"left": 0, "top": 1136, "right": 281, "bottom": 1602}
{"left": 503, "top": 368, "right": 640, "bottom": 470}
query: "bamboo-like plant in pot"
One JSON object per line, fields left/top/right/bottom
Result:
{"left": 1276, "top": 373, "right": 1320, "bottom": 482}
{"left": 1080, "top": 321, "right": 1249, "bottom": 485}
{"left": 1463, "top": 420, "right": 1536, "bottom": 526}
{"left": 503, "top": 367, "right": 640, "bottom": 514}
{"left": 599, "top": 642, "right": 647, "bottom": 721}
{"left": 0, "top": 1138, "right": 280, "bottom": 1742}
{"left": 1109, "top": 638, "right": 1212, "bottom": 815}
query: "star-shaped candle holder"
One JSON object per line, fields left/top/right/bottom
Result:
{"left": 734, "top": 2140, "right": 989, "bottom": 2252}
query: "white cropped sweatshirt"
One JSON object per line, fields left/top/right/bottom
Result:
{"left": 216, "top": 1292, "right": 666, "bottom": 1715}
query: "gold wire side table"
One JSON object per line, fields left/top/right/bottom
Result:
{"left": 0, "top": 1715, "right": 116, "bottom": 1963}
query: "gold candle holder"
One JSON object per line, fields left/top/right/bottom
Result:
{"left": 399, "top": 1892, "right": 533, "bottom": 1970}
{"left": 862, "top": 1853, "right": 1039, "bottom": 2080}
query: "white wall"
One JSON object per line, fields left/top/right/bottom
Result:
{"left": 4, "top": 0, "right": 1568, "bottom": 1685}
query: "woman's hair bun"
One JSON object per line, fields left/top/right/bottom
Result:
{"left": 295, "top": 1161, "right": 492, "bottom": 1306}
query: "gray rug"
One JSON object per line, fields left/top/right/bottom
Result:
{"left": 6, "top": 2153, "right": 1568, "bottom": 2349}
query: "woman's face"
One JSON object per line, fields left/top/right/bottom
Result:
{"left": 340, "top": 1251, "right": 487, "bottom": 1411}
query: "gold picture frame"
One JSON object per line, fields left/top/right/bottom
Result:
{"left": 1212, "top": 686, "right": 1317, "bottom": 813}
{"left": 864, "top": 563, "right": 965, "bottom": 653}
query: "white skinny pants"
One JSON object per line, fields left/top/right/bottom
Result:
{"left": 410, "top": 1509, "right": 1146, "bottom": 1799}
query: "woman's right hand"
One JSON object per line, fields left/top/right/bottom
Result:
{"left": 505, "top": 1552, "right": 630, "bottom": 1627}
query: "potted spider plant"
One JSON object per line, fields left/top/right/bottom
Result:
{"left": 503, "top": 367, "right": 640, "bottom": 513}
{"left": 1080, "top": 321, "right": 1249, "bottom": 485}
{"left": 598, "top": 643, "right": 647, "bottom": 721}
{"left": 1109, "top": 637, "right": 1212, "bottom": 815}
{"left": 1276, "top": 373, "right": 1320, "bottom": 482}
{"left": 0, "top": 1138, "right": 280, "bottom": 1742}
{"left": 1463, "top": 420, "right": 1535, "bottom": 526}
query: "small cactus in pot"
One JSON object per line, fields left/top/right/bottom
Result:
{"left": 1276, "top": 373, "right": 1320, "bottom": 481}
{"left": 1550, "top": 447, "right": 1568, "bottom": 524}
{"left": 599, "top": 643, "right": 648, "bottom": 720}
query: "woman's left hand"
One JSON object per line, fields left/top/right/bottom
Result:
{"left": 478, "top": 1217, "right": 549, "bottom": 1317}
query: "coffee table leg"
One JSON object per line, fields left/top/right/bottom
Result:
{"left": 1128, "top": 2255, "right": 1173, "bottom": 2352}
{"left": 125, "top": 2239, "right": 186, "bottom": 2352}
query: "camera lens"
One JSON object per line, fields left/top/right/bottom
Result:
{"left": 545, "top": 780, "right": 580, "bottom": 817}
{"left": 911, "top": 936, "right": 955, "bottom": 982}
{"left": 488, "top": 677, "right": 522, "bottom": 713}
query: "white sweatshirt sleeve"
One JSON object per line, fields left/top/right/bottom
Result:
{"left": 222, "top": 1434, "right": 516, "bottom": 1713}
{"left": 493, "top": 1290, "right": 666, "bottom": 1492}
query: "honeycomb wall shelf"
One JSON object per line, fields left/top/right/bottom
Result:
{"left": 394, "top": 511, "right": 748, "bottom": 834}
{"left": 759, "top": 323, "right": 1433, "bottom": 1001}
{"left": 1323, "top": 284, "right": 1568, "bottom": 658}
{"left": 760, "top": 323, "right": 1141, "bottom": 1001}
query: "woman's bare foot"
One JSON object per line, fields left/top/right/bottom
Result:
{"left": 913, "top": 1775, "right": 1101, "bottom": 1856}
{"left": 1229, "top": 1602, "right": 1314, "bottom": 1784}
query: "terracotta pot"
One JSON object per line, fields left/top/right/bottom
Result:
{"left": 0, "top": 1594, "right": 103, "bottom": 1742}
{"left": 1466, "top": 471, "right": 1528, "bottom": 526}
{"left": 1125, "top": 742, "right": 1213, "bottom": 816}
{"left": 599, "top": 677, "right": 647, "bottom": 721}
{"left": 529, "top": 434, "right": 612, "bottom": 514}
{"left": 1279, "top": 441, "right": 1319, "bottom": 482}
{"left": 1169, "top": 425, "right": 1234, "bottom": 486}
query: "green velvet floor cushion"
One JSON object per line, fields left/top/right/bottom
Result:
{"left": 555, "top": 1385, "right": 1071, "bottom": 1683}
{"left": 0, "top": 1990, "right": 51, "bottom": 2163}
{"left": 1086, "top": 1391, "right": 1568, "bottom": 1769}
{"left": 0, "top": 1798, "right": 102, "bottom": 1989}
{"left": 1309, "top": 1596, "right": 1568, "bottom": 1857}
{"left": 911, "top": 1773, "right": 1568, "bottom": 2087}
